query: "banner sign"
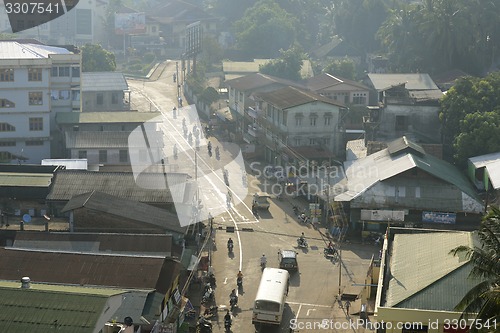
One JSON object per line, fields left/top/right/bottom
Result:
{"left": 422, "top": 211, "right": 456, "bottom": 224}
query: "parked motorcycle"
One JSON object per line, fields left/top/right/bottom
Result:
{"left": 196, "top": 316, "right": 213, "bottom": 333}
{"left": 203, "top": 305, "right": 218, "bottom": 319}
{"left": 202, "top": 284, "right": 215, "bottom": 304}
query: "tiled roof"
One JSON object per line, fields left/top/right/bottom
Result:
{"left": 0, "top": 247, "right": 180, "bottom": 294}
{"left": 0, "top": 281, "right": 124, "bottom": 333}
{"left": 61, "top": 191, "right": 185, "bottom": 234}
{"left": 56, "top": 112, "right": 161, "bottom": 124}
{"left": 81, "top": 72, "right": 128, "bottom": 92}
{"left": 255, "top": 86, "right": 345, "bottom": 109}
{"left": 47, "top": 170, "right": 189, "bottom": 203}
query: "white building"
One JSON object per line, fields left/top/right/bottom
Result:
{"left": 0, "top": 40, "right": 81, "bottom": 163}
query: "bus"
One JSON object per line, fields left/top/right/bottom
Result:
{"left": 252, "top": 268, "right": 290, "bottom": 326}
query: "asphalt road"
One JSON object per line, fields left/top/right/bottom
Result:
{"left": 127, "top": 61, "right": 378, "bottom": 333}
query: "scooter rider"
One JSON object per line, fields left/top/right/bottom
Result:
{"left": 260, "top": 254, "right": 267, "bottom": 267}
{"left": 227, "top": 237, "right": 234, "bottom": 249}
{"left": 299, "top": 233, "right": 306, "bottom": 246}
{"left": 224, "top": 310, "right": 232, "bottom": 329}
{"left": 237, "top": 270, "right": 243, "bottom": 287}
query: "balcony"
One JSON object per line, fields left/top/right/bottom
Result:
{"left": 246, "top": 106, "right": 261, "bottom": 119}
{"left": 247, "top": 124, "right": 260, "bottom": 137}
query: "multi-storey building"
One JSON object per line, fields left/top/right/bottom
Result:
{"left": 0, "top": 40, "right": 81, "bottom": 163}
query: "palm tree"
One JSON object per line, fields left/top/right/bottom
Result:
{"left": 450, "top": 206, "right": 500, "bottom": 332}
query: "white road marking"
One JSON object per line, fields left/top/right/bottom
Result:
{"left": 288, "top": 301, "right": 332, "bottom": 308}
{"left": 295, "top": 304, "right": 302, "bottom": 321}
{"left": 223, "top": 277, "right": 227, "bottom": 284}
{"left": 306, "top": 309, "right": 316, "bottom": 316}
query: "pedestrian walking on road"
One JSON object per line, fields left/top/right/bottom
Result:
{"left": 345, "top": 300, "right": 351, "bottom": 316}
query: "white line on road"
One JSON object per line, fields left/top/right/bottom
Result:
{"left": 288, "top": 301, "right": 332, "bottom": 308}
{"left": 295, "top": 304, "right": 302, "bottom": 321}
{"left": 306, "top": 309, "right": 316, "bottom": 316}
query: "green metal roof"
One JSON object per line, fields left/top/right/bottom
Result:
{"left": 56, "top": 112, "right": 161, "bottom": 124}
{"left": 0, "top": 281, "right": 125, "bottom": 332}
{"left": 0, "top": 173, "right": 53, "bottom": 187}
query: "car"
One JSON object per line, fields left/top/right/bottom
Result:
{"left": 252, "top": 192, "right": 271, "bottom": 210}
{"left": 278, "top": 249, "right": 298, "bottom": 272}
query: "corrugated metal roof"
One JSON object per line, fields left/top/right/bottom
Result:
{"left": 42, "top": 159, "right": 88, "bottom": 170}
{"left": 0, "top": 41, "right": 72, "bottom": 59}
{"left": 47, "top": 170, "right": 188, "bottom": 203}
{"left": 61, "top": 191, "right": 185, "bottom": 234}
{"left": 485, "top": 160, "right": 500, "bottom": 189}
{"left": 81, "top": 72, "right": 128, "bottom": 92}
{"left": 367, "top": 73, "right": 440, "bottom": 91}
{"left": 56, "top": 112, "right": 161, "bottom": 124}
{"left": 0, "top": 173, "right": 52, "bottom": 187}
{"left": 0, "top": 247, "right": 178, "bottom": 294}
{"left": 385, "top": 231, "right": 476, "bottom": 310}
{"left": 336, "top": 137, "right": 482, "bottom": 211}
{"left": 13, "top": 232, "right": 175, "bottom": 256}
{"left": 255, "top": 86, "right": 345, "bottom": 109}
{"left": 225, "top": 73, "right": 305, "bottom": 92}
{"left": 468, "top": 151, "right": 500, "bottom": 168}
{"left": 65, "top": 131, "right": 140, "bottom": 149}
{"left": 306, "top": 73, "right": 369, "bottom": 92}
{"left": 0, "top": 281, "right": 124, "bottom": 333}
{"left": 387, "top": 136, "right": 425, "bottom": 156}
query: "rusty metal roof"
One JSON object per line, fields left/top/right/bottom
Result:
{"left": 255, "top": 86, "right": 345, "bottom": 109}
{"left": 0, "top": 247, "right": 180, "bottom": 294}
{"left": 47, "top": 170, "right": 188, "bottom": 203}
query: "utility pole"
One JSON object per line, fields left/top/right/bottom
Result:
{"left": 176, "top": 61, "right": 180, "bottom": 99}
{"left": 338, "top": 246, "right": 342, "bottom": 296}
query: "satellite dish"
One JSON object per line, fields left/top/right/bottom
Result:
{"left": 22, "top": 214, "right": 31, "bottom": 223}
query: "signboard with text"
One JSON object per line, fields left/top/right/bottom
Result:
{"left": 422, "top": 211, "right": 456, "bottom": 224}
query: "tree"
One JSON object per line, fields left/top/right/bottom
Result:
{"left": 199, "top": 36, "right": 223, "bottom": 70}
{"left": 323, "top": 58, "right": 356, "bottom": 80}
{"left": 259, "top": 46, "right": 304, "bottom": 81}
{"left": 233, "top": 0, "right": 298, "bottom": 58}
{"left": 81, "top": 44, "right": 116, "bottom": 72}
{"left": 450, "top": 206, "right": 500, "bottom": 330}
{"left": 439, "top": 72, "right": 500, "bottom": 166}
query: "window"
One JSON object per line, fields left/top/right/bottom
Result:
{"left": 0, "top": 98, "right": 15, "bottom": 108}
{"left": 295, "top": 115, "right": 303, "bottom": 126}
{"left": 323, "top": 138, "right": 330, "bottom": 145}
{"left": 353, "top": 93, "right": 367, "bottom": 105}
{"left": 58, "top": 67, "right": 70, "bottom": 77}
{"left": 72, "top": 90, "right": 80, "bottom": 101}
{"left": 294, "top": 138, "right": 301, "bottom": 146}
{"left": 99, "top": 125, "right": 104, "bottom": 131}
{"left": 395, "top": 115, "right": 409, "bottom": 131}
{"left": 0, "top": 123, "right": 16, "bottom": 131}
{"left": 96, "top": 93, "right": 104, "bottom": 105}
{"left": 51, "top": 67, "right": 58, "bottom": 76}
{"left": 112, "top": 92, "right": 119, "bottom": 104}
{"left": 59, "top": 90, "right": 70, "bottom": 100}
{"left": 25, "top": 140, "right": 43, "bottom": 146}
{"left": 99, "top": 150, "right": 107, "bottom": 163}
{"left": 119, "top": 150, "right": 128, "bottom": 162}
{"left": 310, "top": 117, "right": 317, "bottom": 126}
{"left": 29, "top": 117, "right": 43, "bottom": 131}
{"left": 0, "top": 141, "right": 15, "bottom": 146}
{"left": 324, "top": 116, "right": 331, "bottom": 126}
{"left": 78, "top": 150, "right": 87, "bottom": 159}
{"left": 72, "top": 67, "right": 80, "bottom": 77}
{"left": 29, "top": 92, "right": 43, "bottom": 105}
{"left": 0, "top": 68, "right": 14, "bottom": 82}
{"left": 309, "top": 138, "right": 316, "bottom": 145}
{"left": 28, "top": 68, "right": 42, "bottom": 81}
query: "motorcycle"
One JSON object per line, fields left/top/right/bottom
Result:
{"left": 260, "top": 260, "right": 266, "bottom": 270}
{"left": 202, "top": 284, "right": 215, "bottom": 304}
{"left": 236, "top": 276, "right": 243, "bottom": 289}
{"left": 229, "top": 294, "right": 238, "bottom": 311}
{"left": 297, "top": 238, "right": 308, "bottom": 249}
{"left": 227, "top": 242, "right": 234, "bottom": 254}
{"left": 224, "top": 317, "right": 232, "bottom": 331}
{"left": 203, "top": 305, "right": 218, "bottom": 319}
{"left": 196, "top": 316, "right": 213, "bottom": 333}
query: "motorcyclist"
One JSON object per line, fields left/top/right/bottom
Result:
{"left": 229, "top": 289, "right": 238, "bottom": 307}
{"left": 227, "top": 238, "right": 234, "bottom": 250}
{"left": 224, "top": 310, "right": 232, "bottom": 328}
{"left": 299, "top": 233, "right": 306, "bottom": 246}
{"left": 208, "top": 273, "right": 216, "bottom": 288}
{"left": 237, "top": 270, "right": 243, "bottom": 280}
{"left": 237, "top": 270, "right": 243, "bottom": 286}
{"left": 260, "top": 254, "right": 267, "bottom": 267}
